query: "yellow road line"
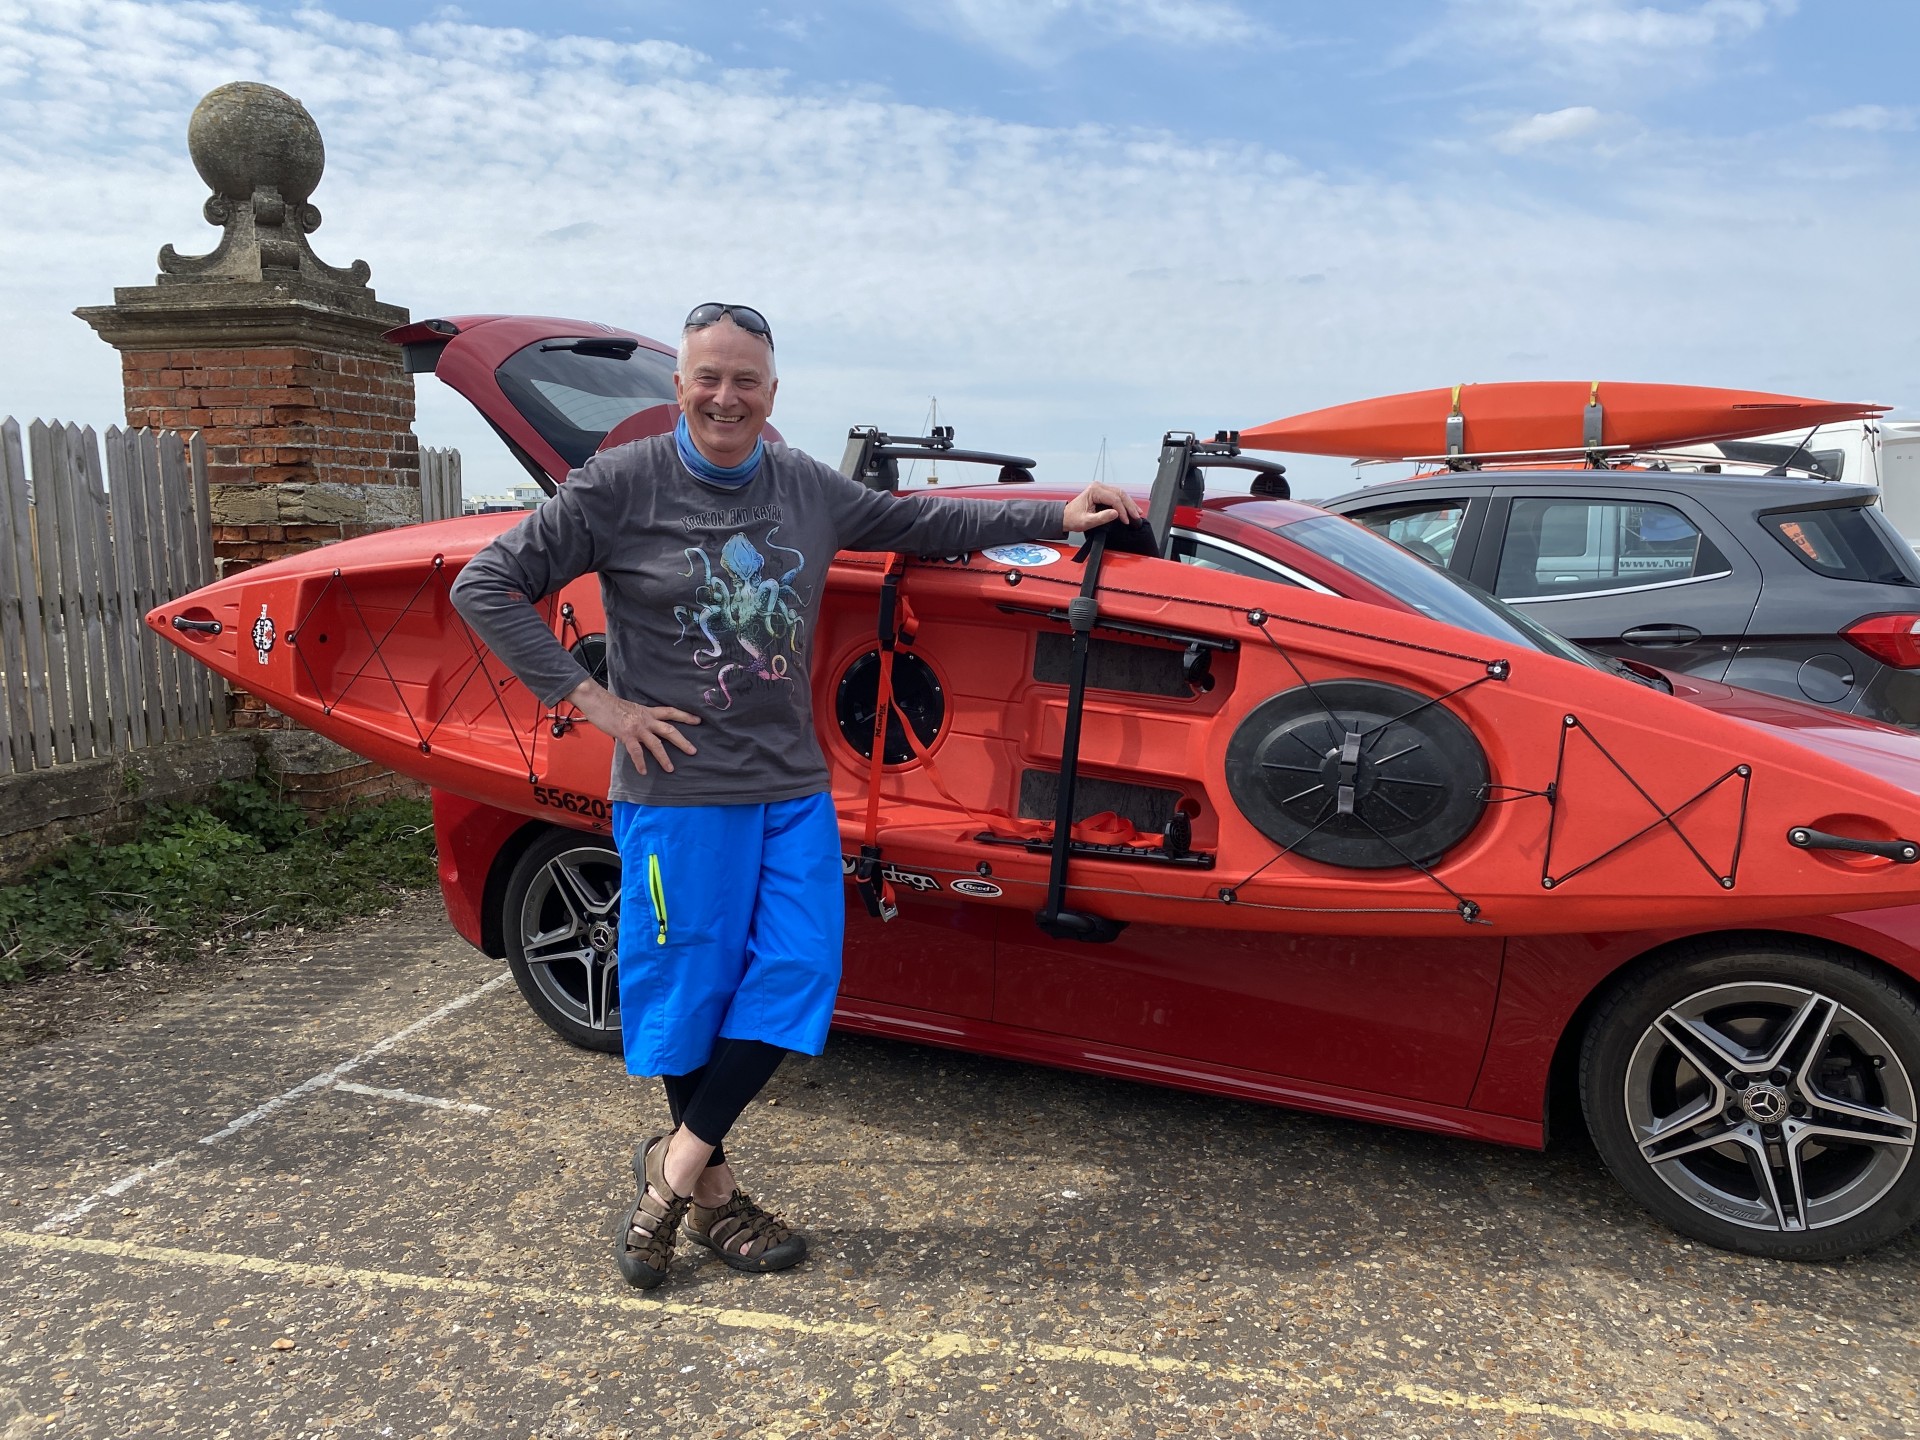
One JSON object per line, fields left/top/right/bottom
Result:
{"left": 0, "top": 1228, "right": 1712, "bottom": 1439}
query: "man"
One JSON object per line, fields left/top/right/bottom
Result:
{"left": 452, "top": 303, "right": 1138, "bottom": 1288}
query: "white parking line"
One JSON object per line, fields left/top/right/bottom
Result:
{"left": 332, "top": 1081, "right": 495, "bottom": 1116}
{"left": 0, "top": 1227, "right": 1717, "bottom": 1440}
{"left": 36, "top": 972, "right": 511, "bottom": 1231}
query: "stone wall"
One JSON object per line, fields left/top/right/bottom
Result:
{"left": 257, "top": 730, "right": 427, "bottom": 814}
{"left": 0, "top": 733, "right": 258, "bottom": 878}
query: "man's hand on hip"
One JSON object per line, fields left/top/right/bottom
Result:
{"left": 567, "top": 679, "right": 700, "bottom": 774}
{"left": 1063, "top": 481, "right": 1142, "bottom": 533}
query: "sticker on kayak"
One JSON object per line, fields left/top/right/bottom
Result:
{"left": 982, "top": 542, "right": 1062, "bottom": 569}
{"left": 948, "top": 877, "right": 1004, "bottom": 899}
{"left": 839, "top": 855, "right": 940, "bottom": 894}
{"left": 252, "top": 605, "right": 276, "bottom": 665}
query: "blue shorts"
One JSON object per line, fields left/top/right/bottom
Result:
{"left": 611, "top": 792, "right": 844, "bottom": 1078}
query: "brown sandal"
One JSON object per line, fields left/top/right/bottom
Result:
{"left": 685, "top": 1188, "right": 808, "bottom": 1273}
{"left": 614, "top": 1135, "right": 692, "bottom": 1289}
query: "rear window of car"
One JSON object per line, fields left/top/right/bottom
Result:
{"left": 1764, "top": 505, "right": 1918, "bottom": 586}
{"left": 495, "top": 340, "right": 678, "bottom": 469}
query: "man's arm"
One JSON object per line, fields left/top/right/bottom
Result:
{"left": 449, "top": 478, "right": 604, "bottom": 708}
{"left": 448, "top": 459, "right": 702, "bottom": 776}
{"left": 825, "top": 465, "right": 1139, "bottom": 554}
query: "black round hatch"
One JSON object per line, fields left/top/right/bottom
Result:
{"left": 836, "top": 650, "right": 945, "bottom": 764}
{"left": 1224, "top": 679, "right": 1487, "bottom": 869}
{"left": 569, "top": 633, "right": 610, "bottom": 688}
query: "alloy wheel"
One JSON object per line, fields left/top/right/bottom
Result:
{"left": 515, "top": 842, "right": 623, "bottom": 1038}
{"left": 1623, "top": 980, "right": 1916, "bottom": 1234}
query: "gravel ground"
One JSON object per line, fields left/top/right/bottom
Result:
{"left": 0, "top": 894, "right": 1915, "bottom": 1438}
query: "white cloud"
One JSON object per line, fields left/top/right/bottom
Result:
{"left": 1493, "top": 104, "right": 1607, "bottom": 151}
{"left": 0, "top": 1, "right": 1915, "bottom": 503}
{"left": 1413, "top": 0, "right": 1796, "bottom": 77}
{"left": 1817, "top": 104, "right": 1917, "bottom": 133}
{"left": 923, "top": 0, "right": 1266, "bottom": 58}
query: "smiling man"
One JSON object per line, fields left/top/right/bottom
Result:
{"left": 451, "top": 303, "right": 1138, "bottom": 1288}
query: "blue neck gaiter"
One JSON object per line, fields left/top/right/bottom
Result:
{"left": 675, "top": 413, "right": 763, "bottom": 489}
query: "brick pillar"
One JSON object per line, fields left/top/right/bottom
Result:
{"left": 75, "top": 81, "right": 427, "bottom": 805}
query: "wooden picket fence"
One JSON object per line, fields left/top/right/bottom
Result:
{"left": 420, "top": 446, "right": 462, "bottom": 522}
{"left": 0, "top": 419, "right": 220, "bottom": 775}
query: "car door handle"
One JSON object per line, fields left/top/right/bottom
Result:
{"left": 1619, "top": 624, "right": 1702, "bottom": 647}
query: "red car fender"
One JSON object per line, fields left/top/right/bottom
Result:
{"left": 433, "top": 788, "right": 547, "bottom": 956}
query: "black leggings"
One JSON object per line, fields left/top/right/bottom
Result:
{"left": 661, "top": 1037, "right": 787, "bottom": 1166}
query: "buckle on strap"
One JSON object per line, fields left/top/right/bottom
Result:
{"left": 877, "top": 569, "right": 903, "bottom": 651}
{"left": 852, "top": 844, "right": 898, "bottom": 922}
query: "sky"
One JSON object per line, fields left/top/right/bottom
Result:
{"left": 1, "top": 0, "right": 1917, "bottom": 499}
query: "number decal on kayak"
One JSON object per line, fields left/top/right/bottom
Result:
{"left": 531, "top": 785, "right": 610, "bottom": 821}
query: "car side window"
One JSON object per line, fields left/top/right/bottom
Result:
{"left": 1496, "top": 498, "right": 1730, "bottom": 601}
{"left": 1348, "top": 500, "right": 1468, "bottom": 568}
{"left": 1169, "top": 534, "right": 1308, "bottom": 587}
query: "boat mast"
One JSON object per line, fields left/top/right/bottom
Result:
{"left": 925, "top": 397, "right": 939, "bottom": 485}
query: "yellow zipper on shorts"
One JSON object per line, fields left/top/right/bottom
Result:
{"left": 646, "top": 853, "right": 668, "bottom": 946}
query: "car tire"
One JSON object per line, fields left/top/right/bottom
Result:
{"left": 502, "top": 827, "right": 624, "bottom": 1054}
{"left": 1582, "top": 944, "right": 1920, "bottom": 1259}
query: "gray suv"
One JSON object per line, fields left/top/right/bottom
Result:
{"left": 1326, "top": 469, "right": 1920, "bottom": 727}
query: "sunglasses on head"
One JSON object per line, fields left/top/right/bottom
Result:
{"left": 683, "top": 303, "right": 774, "bottom": 349}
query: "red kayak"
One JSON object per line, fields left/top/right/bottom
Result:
{"left": 1240, "top": 382, "right": 1889, "bottom": 462}
{"left": 150, "top": 509, "right": 1920, "bottom": 938}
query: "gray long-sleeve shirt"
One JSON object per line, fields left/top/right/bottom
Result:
{"left": 450, "top": 435, "right": 1067, "bottom": 807}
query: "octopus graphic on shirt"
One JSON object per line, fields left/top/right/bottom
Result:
{"left": 673, "top": 529, "right": 811, "bottom": 710}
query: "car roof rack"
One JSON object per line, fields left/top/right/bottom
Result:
{"left": 1353, "top": 443, "right": 1848, "bottom": 482}
{"left": 840, "top": 425, "right": 1037, "bottom": 491}
{"left": 1142, "top": 432, "right": 1289, "bottom": 557}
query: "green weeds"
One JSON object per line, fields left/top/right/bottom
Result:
{"left": 0, "top": 778, "right": 436, "bottom": 983}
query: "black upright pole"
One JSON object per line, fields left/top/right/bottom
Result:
{"left": 1037, "top": 525, "right": 1124, "bottom": 943}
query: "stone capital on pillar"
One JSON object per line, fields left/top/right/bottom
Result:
{"left": 76, "top": 81, "right": 423, "bottom": 557}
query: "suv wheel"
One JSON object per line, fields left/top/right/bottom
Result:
{"left": 502, "top": 828, "right": 624, "bottom": 1054}
{"left": 1582, "top": 946, "right": 1920, "bottom": 1259}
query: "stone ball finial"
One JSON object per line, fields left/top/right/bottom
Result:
{"left": 187, "top": 82, "right": 325, "bottom": 206}
{"left": 159, "top": 80, "right": 371, "bottom": 292}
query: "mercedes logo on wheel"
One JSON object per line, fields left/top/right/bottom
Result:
{"left": 1740, "top": 1082, "right": 1789, "bottom": 1125}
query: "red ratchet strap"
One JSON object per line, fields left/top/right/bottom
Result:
{"left": 980, "top": 808, "right": 1162, "bottom": 848}
{"left": 854, "top": 554, "right": 912, "bottom": 920}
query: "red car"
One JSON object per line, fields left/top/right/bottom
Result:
{"left": 396, "top": 315, "right": 1920, "bottom": 1260}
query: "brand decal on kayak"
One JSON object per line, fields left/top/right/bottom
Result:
{"left": 251, "top": 605, "right": 275, "bottom": 665}
{"left": 839, "top": 855, "right": 940, "bottom": 893}
{"left": 982, "top": 542, "right": 1062, "bottom": 569}
{"left": 948, "top": 877, "right": 1004, "bottom": 899}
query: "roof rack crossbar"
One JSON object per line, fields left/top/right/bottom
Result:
{"left": 839, "top": 425, "right": 1037, "bottom": 492}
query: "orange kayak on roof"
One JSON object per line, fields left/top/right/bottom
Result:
{"left": 1239, "top": 382, "right": 1889, "bottom": 462}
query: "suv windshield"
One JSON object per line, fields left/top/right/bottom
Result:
{"left": 1273, "top": 514, "right": 1605, "bottom": 669}
{"left": 496, "top": 340, "right": 678, "bottom": 469}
